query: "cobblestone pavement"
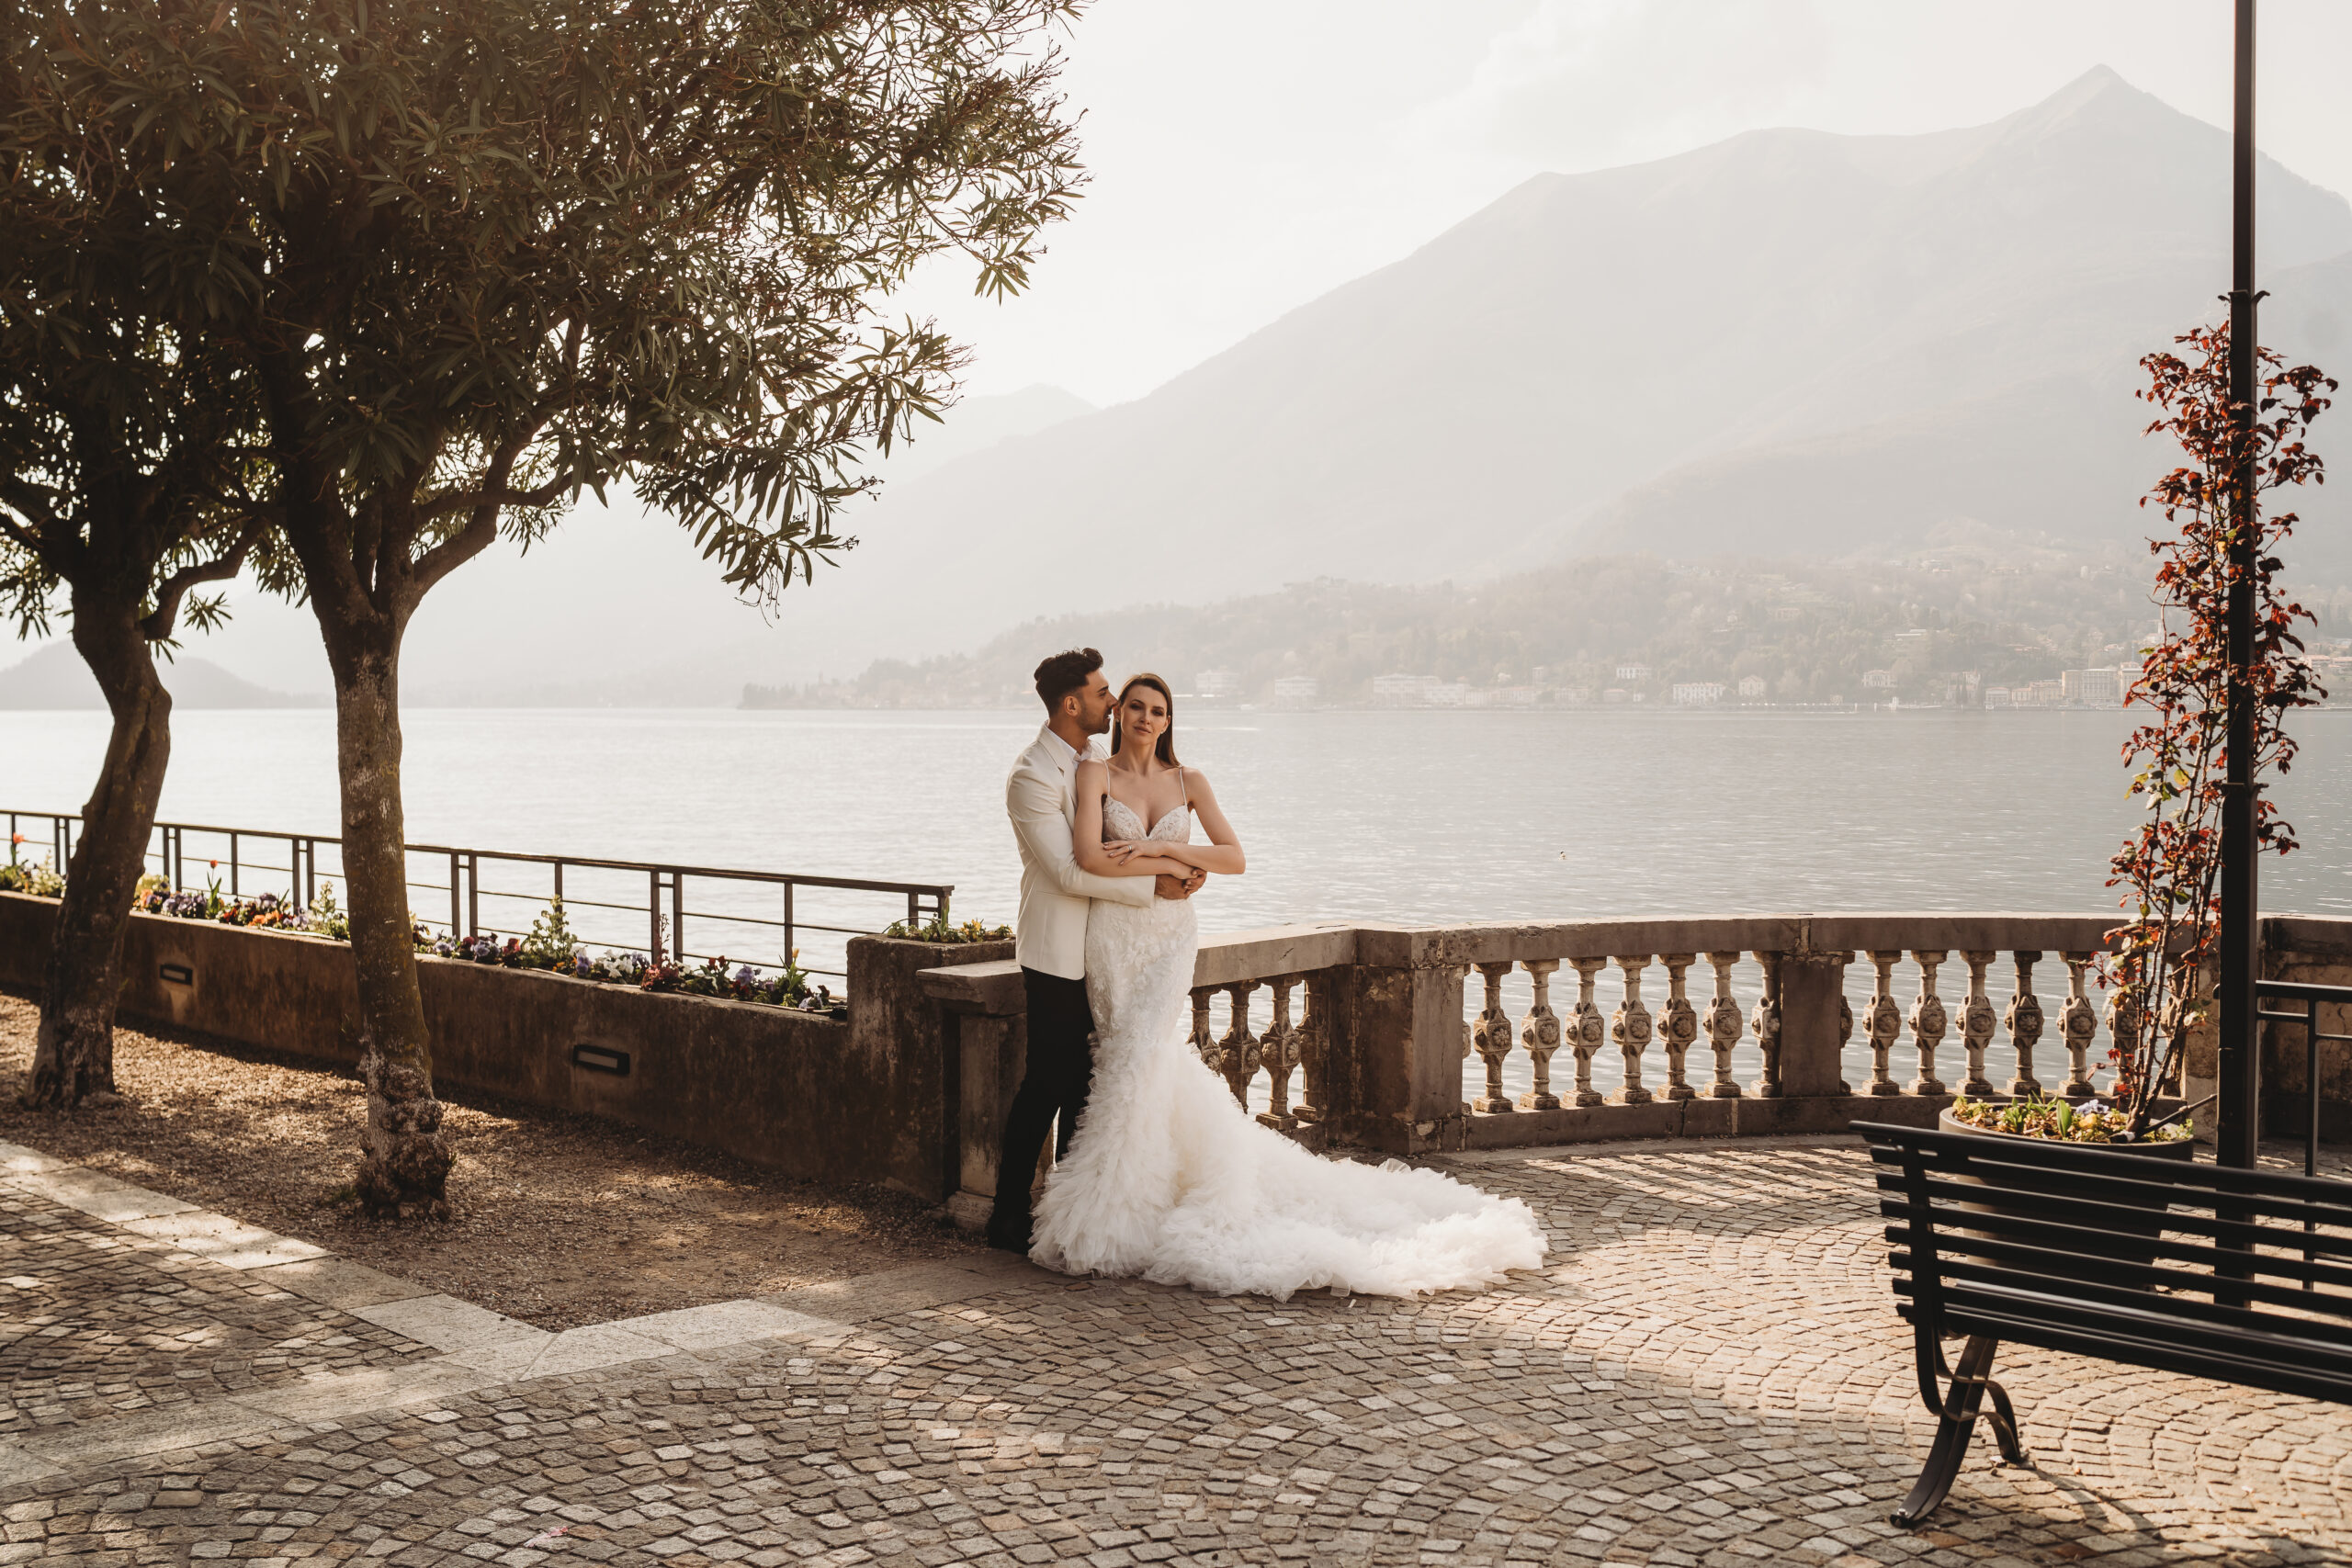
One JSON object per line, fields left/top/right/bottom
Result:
{"left": 4, "top": 1135, "right": 2348, "bottom": 1567}
{"left": 0, "top": 1183, "right": 435, "bottom": 1438}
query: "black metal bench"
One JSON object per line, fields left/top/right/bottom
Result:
{"left": 1855, "top": 1121, "right": 2352, "bottom": 1529}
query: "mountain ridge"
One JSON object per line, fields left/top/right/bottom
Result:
{"left": 0, "top": 643, "right": 322, "bottom": 709}
{"left": 746, "top": 65, "right": 2352, "bottom": 688}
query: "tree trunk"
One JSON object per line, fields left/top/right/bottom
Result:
{"left": 324, "top": 625, "right": 452, "bottom": 1219}
{"left": 26, "top": 595, "right": 173, "bottom": 1110}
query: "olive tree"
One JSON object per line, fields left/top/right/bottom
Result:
{"left": 15, "top": 0, "right": 1083, "bottom": 1214}
{"left": 0, "top": 44, "right": 272, "bottom": 1106}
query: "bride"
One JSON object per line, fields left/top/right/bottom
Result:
{"left": 1031, "top": 672, "right": 1548, "bottom": 1299}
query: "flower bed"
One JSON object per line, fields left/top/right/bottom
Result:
{"left": 1947, "top": 1092, "right": 2194, "bottom": 1146}
{"left": 884, "top": 915, "right": 1012, "bottom": 944}
{"left": 420, "top": 931, "right": 832, "bottom": 1013}
{"left": 0, "top": 840, "right": 63, "bottom": 897}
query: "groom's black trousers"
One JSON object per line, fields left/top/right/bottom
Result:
{"left": 990, "top": 966, "right": 1095, "bottom": 1232}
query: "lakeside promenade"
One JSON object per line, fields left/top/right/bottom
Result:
{"left": 3, "top": 1132, "right": 2346, "bottom": 1568}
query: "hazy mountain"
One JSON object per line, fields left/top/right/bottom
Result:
{"left": 0, "top": 642, "right": 322, "bottom": 709}
{"left": 738, "top": 66, "right": 2352, "bottom": 685}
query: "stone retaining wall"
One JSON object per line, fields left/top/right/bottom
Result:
{"left": 0, "top": 892, "right": 1006, "bottom": 1201}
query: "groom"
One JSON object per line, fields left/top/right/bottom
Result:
{"left": 988, "top": 648, "right": 1202, "bottom": 1252}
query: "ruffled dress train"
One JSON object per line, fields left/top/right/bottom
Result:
{"left": 1028, "top": 800, "right": 1547, "bottom": 1300}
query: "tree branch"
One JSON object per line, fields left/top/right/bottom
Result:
{"left": 417, "top": 477, "right": 572, "bottom": 522}
{"left": 141, "top": 522, "right": 265, "bottom": 642}
{"left": 407, "top": 427, "right": 542, "bottom": 604}
{"left": 0, "top": 477, "right": 74, "bottom": 569}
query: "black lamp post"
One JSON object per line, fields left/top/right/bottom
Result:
{"left": 2215, "top": 0, "right": 2262, "bottom": 1171}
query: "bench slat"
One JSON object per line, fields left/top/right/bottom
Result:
{"left": 1876, "top": 1196, "right": 2352, "bottom": 1283}
{"left": 1870, "top": 1157, "right": 2352, "bottom": 1235}
{"left": 1862, "top": 1122, "right": 2352, "bottom": 1207}
{"left": 1930, "top": 1295, "right": 2352, "bottom": 1405}
{"left": 1888, "top": 1239, "right": 2352, "bottom": 1327}
{"left": 1911, "top": 1276, "right": 2352, "bottom": 1371}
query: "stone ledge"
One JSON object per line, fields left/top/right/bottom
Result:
{"left": 1457, "top": 1092, "right": 1950, "bottom": 1150}
{"left": 117, "top": 1210, "right": 330, "bottom": 1269}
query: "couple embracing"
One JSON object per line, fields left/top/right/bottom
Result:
{"left": 989, "top": 649, "right": 1546, "bottom": 1300}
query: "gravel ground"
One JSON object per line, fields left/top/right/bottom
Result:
{"left": 0, "top": 987, "right": 980, "bottom": 1331}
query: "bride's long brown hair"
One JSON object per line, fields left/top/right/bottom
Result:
{"left": 1111, "top": 673, "right": 1181, "bottom": 766}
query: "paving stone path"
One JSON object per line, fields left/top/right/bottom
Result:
{"left": 0, "top": 1180, "right": 434, "bottom": 1437}
{"left": 2, "top": 1133, "right": 2346, "bottom": 1567}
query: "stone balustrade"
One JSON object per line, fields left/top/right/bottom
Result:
{"left": 918, "top": 912, "right": 2350, "bottom": 1228}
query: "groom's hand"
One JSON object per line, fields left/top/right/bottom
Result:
{"left": 1153, "top": 873, "right": 1194, "bottom": 901}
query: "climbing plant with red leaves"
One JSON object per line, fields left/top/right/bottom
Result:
{"left": 2105, "top": 322, "right": 2334, "bottom": 1134}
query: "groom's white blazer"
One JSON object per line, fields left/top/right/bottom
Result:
{"left": 1009, "top": 725, "right": 1153, "bottom": 980}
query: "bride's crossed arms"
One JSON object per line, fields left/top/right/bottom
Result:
{"left": 1069, "top": 675, "right": 1245, "bottom": 884}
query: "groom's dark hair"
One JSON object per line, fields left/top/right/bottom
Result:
{"left": 1034, "top": 648, "right": 1103, "bottom": 711}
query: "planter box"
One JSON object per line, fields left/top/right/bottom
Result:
{"left": 0, "top": 893, "right": 1008, "bottom": 1201}
{"left": 1936, "top": 1108, "right": 2194, "bottom": 1277}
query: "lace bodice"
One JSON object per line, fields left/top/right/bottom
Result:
{"left": 1102, "top": 794, "right": 1189, "bottom": 845}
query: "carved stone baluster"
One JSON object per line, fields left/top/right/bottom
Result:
{"left": 1456, "top": 964, "right": 1476, "bottom": 1111}
{"left": 1863, "top": 952, "right": 1905, "bottom": 1096}
{"left": 1656, "top": 953, "right": 1698, "bottom": 1101}
{"left": 1703, "top": 952, "right": 1744, "bottom": 1098}
{"left": 1908, "top": 951, "right": 1950, "bottom": 1096}
{"left": 2059, "top": 953, "right": 2099, "bottom": 1097}
{"left": 1218, "top": 981, "right": 1261, "bottom": 1105}
{"left": 1471, "top": 962, "right": 1516, "bottom": 1113}
{"left": 1838, "top": 986, "right": 1856, "bottom": 1095}
{"left": 1956, "top": 952, "right": 1997, "bottom": 1098}
{"left": 2102, "top": 984, "right": 2142, "bottom": 1089}
{"left": 1750, "top": 952, "right": 1784, "bottom": 1099}
{"left": 1190, "top": 987, "right": 1218, "bottom": 1071}
{"left": 1293, "top": 973, "right": 1329, "bottom": 1125}
{"left": 1611, "top": 956, "right": 1655, "bottom": 1106}
{"left": 1567, "top": 957, "right": 1608, "bottom": 1107}
{"left": 1258, "top": 976, "right": 1303, "bottom": 1129}
{"left": 1518, "top": 960, "right": 1562, "bottom": 1111}
{"left": 2004, "top": 953, "right": 2045, "bottom": 1099}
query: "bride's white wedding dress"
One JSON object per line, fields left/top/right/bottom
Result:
{"left": 1029, "top": 796, "right": 1548, "bottom": 1299}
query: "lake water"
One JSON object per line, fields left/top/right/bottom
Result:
{"left": 6, "top": 706, "right": 2348, "bottom": 1098}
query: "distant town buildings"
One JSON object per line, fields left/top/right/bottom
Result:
{"left": 2063, "top": 667, "right": 2120, "bottom": 705}
{"left": 1193, "top": 669, "right": 1240, "bottom": 698}
{"left": 1272, "top": 675, "right": 1319, "bottom": 705}
{"left": 1737, "top": 675, "right": 1769, "bottom": 700}
{"left": 1670, "top": 682, "right": 1726, "bottom": 706}
{"left": 1981, "top": 668, "right": 2127, "bottom": 708}
{"left": 1372, "top": 673, "right": 1437, "bottom": 705}
{"left": 1614, "top": 661, "right": 1652, "bottom": 682}
{"left": 1862, "top": 669, "right": 1896, "bottom": 689}
{"left": 1369, "top": 674, "right": 1470, "bottom": 708}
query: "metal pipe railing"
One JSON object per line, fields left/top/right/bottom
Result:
{"left": 6, "top": 807, "right": 952, "bottom": 983}
{"left": 2256, "top": 978, "right": 2352, "bottom": 1185}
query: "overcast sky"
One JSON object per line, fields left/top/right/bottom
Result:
{"left": 897, "top": 0, "right": 2352, "bottom": 409}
